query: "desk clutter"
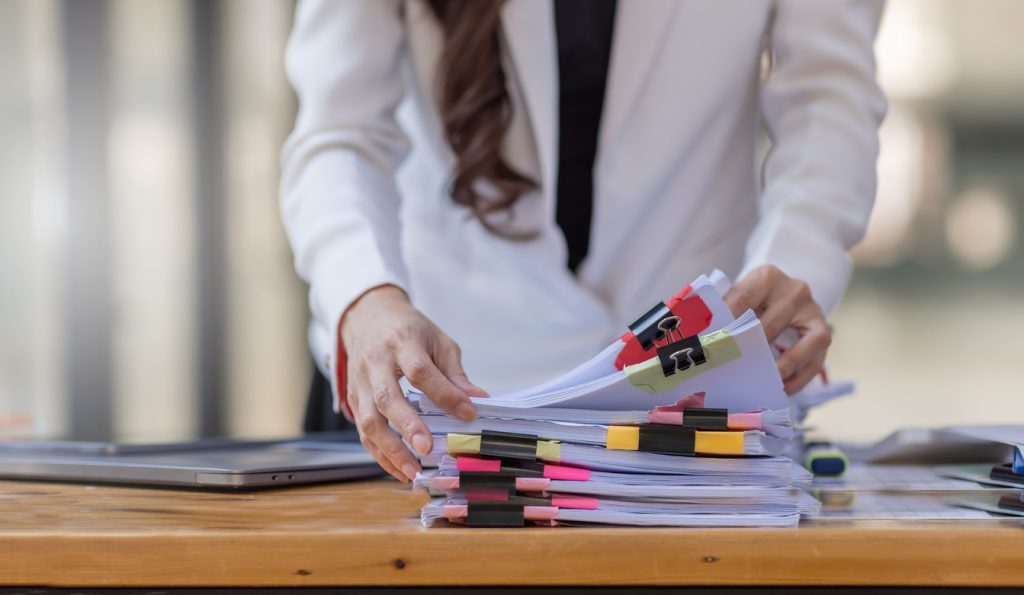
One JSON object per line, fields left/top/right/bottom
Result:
{"left": 409, "top": 270, "right": 1024, "bottom": 527}
{"left": 811, "top": 427, "right": 1024, "bottom": 520}
{"left": 411, "top": 270, "right": 827, "bottom": 527}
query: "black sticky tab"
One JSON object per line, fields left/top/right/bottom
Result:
{"left": 656, "top": 335, "right": 706, "bottom": 376}
{"left": 459, "top": 470, "right": 517, "bottom": 494}
{"left": 628, "top": 302, "right": 673, "bottom": 351}
{"left": 479, "top": 430, "right": 538, "bottom": 461}
{"left": 637, "top": 425, "right": 695, "bottom": 455}
{"left": 466, "top": 500, "right": 525, "bottom": 527}
{"left": 682, "top": 407, "right": 729, "bottom": 430}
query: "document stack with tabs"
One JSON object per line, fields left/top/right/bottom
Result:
{"left": 411, "top": 271, "right": 824, "bottom": 527}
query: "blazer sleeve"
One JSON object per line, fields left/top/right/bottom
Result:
{"left": 280, "top": 0, "right": 411, "bottom": 376}
{"left": 739, "top": 0, "right": 887, "bottom": 315}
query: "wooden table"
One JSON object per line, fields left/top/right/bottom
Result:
{"left": 1, "top": 478, "right": 1023, "bottom": 590}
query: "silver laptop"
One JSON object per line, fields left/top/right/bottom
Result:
{"left": 0, "top": 433, "right": 384, "bottom": 489}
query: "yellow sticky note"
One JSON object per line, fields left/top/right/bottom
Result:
{"left": 695, "top": 431, "right": 745, "bottom": 456}
{"left": 535, "top": 440, "right": 561, "bottom": 463}
{"left": 446, "top": 433, "right": 482, "bottom": 454}
{"left": 606, "top": 426, "right": 640, "bottom": 451}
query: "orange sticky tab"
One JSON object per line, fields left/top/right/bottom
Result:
{"left": 694, "top": 431, "right": 745, "bottom": 455}
{"left": 606, "top": 426, "right": 640, "bottom": 451}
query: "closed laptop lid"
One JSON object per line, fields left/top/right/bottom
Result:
{"left": 0, "top": 434, "right": 383, "bottom": 488}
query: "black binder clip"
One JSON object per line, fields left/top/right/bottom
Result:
{"left": 682, "top": 407, "right": 729, "bottom": 430}
{"left": 656, "top": 334, "right": 706, "bottom": 377}
{"left": 997, "top": 494, "right": 1024, "bottom": 514}
{"left": 629, "top": 302, "right": 707, "bottom": 377}
{"left": 498, "top": 460, "right": 546, "bottom": 478}
{"left": 459, "top": 471, "right": 518, "bottom": 495}
{"left": 479, "top": 430, "right": 539, "bottom": 461}
{"left": 466, "top": 500, "right": 526, "bottom": 527}
{"left": 990, "top": 463, "right": 1024, "bottom": 487}
{"left": 637, "top": 425, "right": 696, "bottom": 456}
{"left": 628, "top": 302, "right": 675, "bottom": 351}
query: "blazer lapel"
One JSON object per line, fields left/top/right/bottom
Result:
{"left": 599, "top": 0, "right": 681, "bottom": 153}
{"left": 501, "top": 0, "right": 558, "bottom": 203}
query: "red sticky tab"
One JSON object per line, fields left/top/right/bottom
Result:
{"left": 615, "top": 286, "right": 714, "bottom": 370}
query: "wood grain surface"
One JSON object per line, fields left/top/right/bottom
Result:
{"left": 1, "top": 478, "right": 1023, "bottom": 588}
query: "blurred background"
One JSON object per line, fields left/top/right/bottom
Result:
{"left": 1, "top": 0, "right": 1022, "bottom": 443}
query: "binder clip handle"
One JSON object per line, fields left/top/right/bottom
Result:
{"left": 657, "top": 316, "right": 682, "bottom": 343}
{"left": 656, "top": 335, "right": 707, "bottom": 377}
{"left": 628, "top": 302, "right": 673, "bottom": 351}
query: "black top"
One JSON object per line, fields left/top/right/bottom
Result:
{"left": 554, "top": 0, "right": 617, "bottom": 274}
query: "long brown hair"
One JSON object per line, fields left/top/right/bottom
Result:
{"left": 427, "top": 0, "right": 536, "bottom": 237}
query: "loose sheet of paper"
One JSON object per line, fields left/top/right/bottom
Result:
{"left": 812, "top": 464, "right": 993, "bottom": 492}
{"left": 809, "top": 492, "right": 996, "bottom": 520}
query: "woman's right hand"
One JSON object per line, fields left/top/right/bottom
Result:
{"left": 340, "top": 285, "right": 486, "bottom": 482}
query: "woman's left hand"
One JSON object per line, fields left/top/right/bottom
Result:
{"left": 723, "top": 265, "right": 832, "bottom": 395}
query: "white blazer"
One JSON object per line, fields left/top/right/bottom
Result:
{"left": 280, "top": 0, "right": 886, "bottom": 396}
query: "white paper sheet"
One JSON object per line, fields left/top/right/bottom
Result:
{"left": 812, "top": 464, "right": 995, "bottom": 492}
{"left": 808, "top": 492, "right": 997, "bottom": 520}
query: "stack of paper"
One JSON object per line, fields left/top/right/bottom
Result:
{"left": 410, "top": 271, "right": 825, "bottom": 527}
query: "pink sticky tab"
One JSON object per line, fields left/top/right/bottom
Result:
{"left": 434, "top": 477, "right": 460, "bottom": 490}
{"left": 647, "top": 411, "right": 683, "bottom": 425}
{"left": 524, "top": 506, "right": 560, "bottom": 521}
{"left": 551, "top": 495, "right": 600, "bottom": 510}
{"left": 543, "top": 465, "right": 591, "bottom": 481}
{"left": 516, "top": 477, "right": 551, "bottom": 492}
{"left": 444, "top": 505, "right": 468, "bottom": 520}
{"left": 652, "top": 392, "right": 706, "bottom": 413}
{"left": 456, "top": 457, "right": 501, "bottom": 472}
{"left": 729, "top": 411, "right": 763, "bottom": 430}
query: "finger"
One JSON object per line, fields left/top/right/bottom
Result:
{"left": 724, "top": 273, "right": 773, "bottom": 318}
{"left": 348, "top": 380, "right": 407, "bottom": 483}
{"left": 763, "top": 279, "right": 814, "bottom": 343}
{"left": 348, "top": 360, "right": 414, "bottom": 481}
{"left": 784, "top": 351, "right": 827, "bottom": 395}
{"left": 436, "top": 339, "right": 488, "bottom": 398}
{"left": 368, "top": 368, "right": 433, "bottom": 457}
{"left": 354, "top": 403, "right": 421, "bottom": 481}
{"left": 397, "top": 345, "right": 475, "bottom": 421}
{"left": 757, "top": 295, "right": 799, "bottom": 344}
{"left": 776, "top": 315, "right": 831, "bottom": 381}
{"left": 362, "top": 436, "right": 407, "bottom": 482}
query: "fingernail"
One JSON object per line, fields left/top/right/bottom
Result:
{"left": 455, "top": 402, "right": 476, "bottom": 421}
{"left": 412, "top": 433, "right": 432, "bottom": 456}
{"left": 401, "top": 463, "right": 420, "bottom": 481}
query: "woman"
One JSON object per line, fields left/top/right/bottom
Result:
{"left": 281, "top": 0, "right": 886, "bottom": 482}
